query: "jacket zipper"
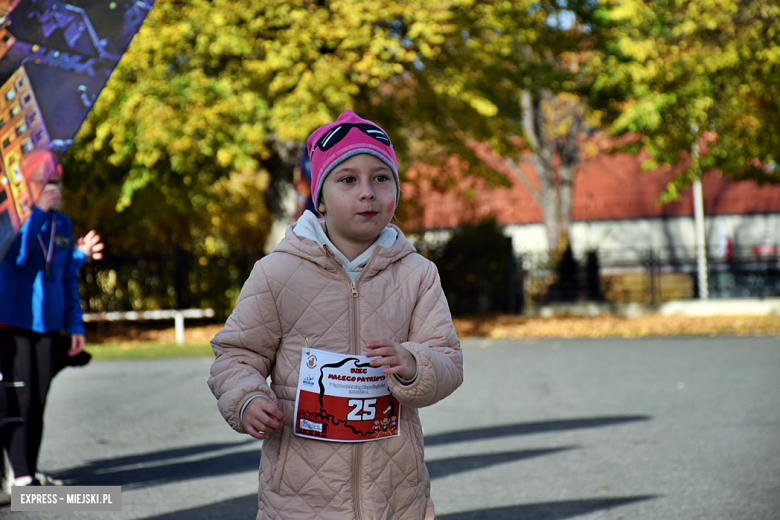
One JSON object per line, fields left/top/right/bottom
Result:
{"left": 350, "top": 281, "right": 359, "bottom": 351}
{"left": 350, "top": 262, "right": 373, "bottom": 520}
{"left": 350, "top": 279, "right": 362, "bottom": 520}
{"left": 344, "top": 273, "right": 363, "bottom": 520}
{"left": 326, "top": 246, "right": 379, "bottom": 520}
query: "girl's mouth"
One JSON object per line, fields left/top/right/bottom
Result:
{"left": 358, "top": 211, "right": 378, "bottom": 218}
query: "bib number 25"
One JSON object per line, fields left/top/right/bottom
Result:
{"left": 347, "top": 398, "right": 377, "bottom": 421}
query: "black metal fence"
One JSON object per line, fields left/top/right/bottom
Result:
{"left": 521, "top": 245, "right": 780, "bottom": 308}
{"left": 76, "top": 242, "right": 780, "bottom": 319}
{"left": 78, "top": 250, "right": 261, "bottom": 320}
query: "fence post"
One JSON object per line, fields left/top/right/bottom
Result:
{"left": 519, "top": 254, "right": 532, "bottom": 314}
{"left": 656, "top": 248, "right": 662, "bottom": 302}
{"left": 585, "top": 250, "right": 601, "bottom": 301}
{"left": 507, "top": 237, "right": 517, "bottom": 314}
{"left": 647, "top": 249, "right": 657, "bottom": 306}
{"left": 174, "top": 312, "right": 185, "bottom": 345}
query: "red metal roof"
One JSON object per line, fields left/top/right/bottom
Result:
{"left": 400, "top": 148, "right": 780, "bottom": 230}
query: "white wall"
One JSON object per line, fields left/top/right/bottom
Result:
{"left": 285, "top": 211, "right": 780, "bottom": 263}
{"left": 264, "top": 184, "right": 298, "bottom": 253}
{"left": 504, "top": 214, "right": 780, "bottom": 260}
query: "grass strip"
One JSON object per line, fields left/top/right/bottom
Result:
{"left": 454, "top": 314, "right": 780, "bottom": 339}
{"left": 87, "top": 342, "right": 214, "bottom": 361}
{"left": 83, "top": 314, "right": 779, "bottom": 361}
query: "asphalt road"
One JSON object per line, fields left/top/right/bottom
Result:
{"left": 2, "top": 336, "right": 778, "bottom": 519}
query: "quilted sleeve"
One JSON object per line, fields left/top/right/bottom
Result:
{"left": 387, "top": 261, "right": 463, "bottom": 408}
{"left": 208, "top": 259, "right": 283, "bottom": 434}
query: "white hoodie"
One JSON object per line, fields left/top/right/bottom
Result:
{"left": 292, "top": 210, "right": 398, "bottom": 281}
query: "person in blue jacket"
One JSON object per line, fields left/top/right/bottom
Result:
{"left": 0, "top": 150, "right": 84, "bottom": 489}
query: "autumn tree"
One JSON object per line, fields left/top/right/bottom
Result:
{"left": 387, "top": 0, "right": 603, "bottom": 254}
{"left": 62, "top": 0, "right": 462, "bottom": 257}
{"left": 586, "top": 0, "right": 780, "bottom": 200}
{"left": 395, "top": 0, "right": 780, "bottom": 254}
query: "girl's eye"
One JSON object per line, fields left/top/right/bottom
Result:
{"left": 374, "top": 175, "right": 389, "bottom": 182}
{"left": 339, "top": 176, "right": 356, "bottom": 184}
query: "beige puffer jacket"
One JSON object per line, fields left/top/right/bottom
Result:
{"left": 208, "top": 225, "right": 463, "bottom": 520}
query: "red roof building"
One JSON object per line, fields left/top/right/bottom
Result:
{"left": 399, "top": 147, "right": 780, "bottom": 260}
{"left": 402, "top": 150, "right": 780, "bottom": 230}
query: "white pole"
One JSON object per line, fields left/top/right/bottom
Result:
{"left": 693, "top": 176, "right": 709, "bottom": 300}
{"left": 174, "top": 312, "right": 185, "bottom": 345}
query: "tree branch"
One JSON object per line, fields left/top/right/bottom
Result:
{"left": 503, "top": 157, "right": 542, "bottom": 204}
{"left": 521, "top": 89, "right": 553, "bottom": 173}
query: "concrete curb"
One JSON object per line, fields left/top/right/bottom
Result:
{"left": 527, "top": 298, "right": 780, "bottom": 318}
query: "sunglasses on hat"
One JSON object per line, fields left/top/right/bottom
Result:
{"left": 313, "top": 123, "right": 391, "bottom": 152}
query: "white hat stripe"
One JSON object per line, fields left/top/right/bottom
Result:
{"left": 320, "top": 126, "right": 343, "bottom": 149}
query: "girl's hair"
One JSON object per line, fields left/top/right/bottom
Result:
{"left": 20, "top": 150, "right": 62, "bottom": 199}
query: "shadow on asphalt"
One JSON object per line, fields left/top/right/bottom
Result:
{"left": 437, "top": 496, "right": 659, "bottom": 520}
{"left": 54, "top": 440, "right": 261, "bottom": 489}
{"left": 141, "top": 495, "right": 659, "bottom": 520}
{"left": 424, "top": 415, "right": 651, "bottom": 446}
{"left": 49, "top": 415, "right": 652, "bottom": 513}
{"left": 427, "top": 447, "right": 575, "bottom": 480}
{"left": 143, "top": 495, "right": 257, "bottom": 520}
{"left": 54, "top": 444, "right": 576, "bottom": 490}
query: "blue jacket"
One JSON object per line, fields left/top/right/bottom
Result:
{"left": 0, "top": 207, "right": 84, "bottom": 335}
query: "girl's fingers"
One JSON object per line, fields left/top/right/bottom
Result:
{"left": 250, "top": 429, "right": 268, "bottom": 440}
{"left": 263, "top": 415, "right": 283, "bottom": 429}
{"left": 365, "top": 344, "right": 390, "bottom": 354}
{"left": 250, "top": 417, "right": 281, "bottom": 437}
{"left": 246, "top": 421, "right": 267, "bottom": 440}
{"left": 369, "top": 355, "right": 401, "bottom": 368}
{"left": 366, "top": 345, "right": 398, "bottom": 357}
{"left": 258, "top": 408, "right": 284, "bottom": 428}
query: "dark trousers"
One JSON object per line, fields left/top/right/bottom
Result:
{"left": 0, "top": 328, "right": 61, "bottom": 478}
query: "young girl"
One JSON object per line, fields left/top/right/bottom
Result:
{"left": 208, "top": 110, "right": 463, "bottom": 519}
{"left": 0, "top": 151, "right": 84, "bottom": 490}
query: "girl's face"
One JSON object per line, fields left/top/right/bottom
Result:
{"left": 318, "top": 154, "right": 396, "bottom": 258}
{"left": 41, "top": 170, "right": 63, "bottom": 210}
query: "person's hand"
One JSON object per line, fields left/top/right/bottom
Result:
{"left": 69, "top": 334, "right": 85, "bottom": 357}
{"left": 243, "top": 397, "right": 286, "bottom": 440}
{"left": 366, "top": 339, "right": 417, "bottom": 381}
{"left": 76, "top": 230, "right": 104, "bottom": 261}
{"left": 35, "top": 184, "right": 62, "bottom": 212}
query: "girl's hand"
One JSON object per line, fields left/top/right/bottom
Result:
{"left": 35, "top": 184, "right": 62, "bottom": 212}
{"left": 243, "top": 397, "right": 286, "bottom": 440}
{"left": 366, "top": 340, "right": 417, "bottom": 381}
{"left": 77, "top": 230, "right": 105, "bottom": 261}
{"left": 69, "top": 334, "right": 85, "bottom": 356}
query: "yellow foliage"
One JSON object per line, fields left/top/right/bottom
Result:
{"left": 592, "top": 0, "right": 780, "bottom": 191}
{"left": 63, "top": 0, "right": 480, "bottom": 254}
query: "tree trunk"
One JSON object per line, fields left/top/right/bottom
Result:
{"left": 537, "top": 160, "right": 561, "bottom": 253}
{"left": 557, "top": 163, "right": 576, "bottom": 252}
{"left": 520, "top": 89, "right": 581, "bottom": 254}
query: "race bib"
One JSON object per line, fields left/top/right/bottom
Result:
{"left": 293, "top": 347, "right": 401, "bottom": 442}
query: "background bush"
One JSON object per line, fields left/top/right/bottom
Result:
{"left": 428, "top": 219, "right": 519, "bottom": 315}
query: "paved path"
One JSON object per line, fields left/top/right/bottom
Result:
{"left": 2, "top": 337, "right": 779, "bottom": 519}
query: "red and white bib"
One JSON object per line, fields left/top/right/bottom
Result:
{"left": 293, "top": 347, "right": 400, "bottom": 442}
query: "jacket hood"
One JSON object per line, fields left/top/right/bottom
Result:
{"left": 271, "top": 223, "right": 417, "bottom": 277}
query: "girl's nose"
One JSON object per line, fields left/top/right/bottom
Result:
{"left": 359, "top": 183, "right": 376, "bottom": 200}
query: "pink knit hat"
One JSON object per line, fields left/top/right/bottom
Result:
{"left": 307, "top": 110, "right": 399, "bottom": 212}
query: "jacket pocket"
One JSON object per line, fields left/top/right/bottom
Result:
{"left": 270, "top": 429, "right": 291, "bottom": 494}
{"left": 403, "top": 407, "right": 423, "bottom": 483}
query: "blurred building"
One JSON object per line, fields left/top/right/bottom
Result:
{"left": 0, "top": 66, "right": 44, "bottom": 229}
{"left": 403, "top": 150, "right": 780, "bottom": 261}
{"left": 0, "top": 0, "right": 127, "bottom": 249}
